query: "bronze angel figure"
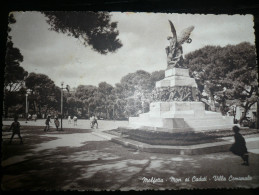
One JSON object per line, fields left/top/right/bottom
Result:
{"left": 166, "top": 20, "right": 194, "bottom": 69}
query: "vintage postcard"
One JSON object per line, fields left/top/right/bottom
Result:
{"left": 2, "top": 11, "right": 258, "bottom": 191}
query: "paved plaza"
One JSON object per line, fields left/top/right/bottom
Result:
{"left": 1, "top": 119, "right": 259, "bottom": 190}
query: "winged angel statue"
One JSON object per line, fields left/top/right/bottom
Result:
{"left": 166, "top": 20, "right": 194, "bottom": 69}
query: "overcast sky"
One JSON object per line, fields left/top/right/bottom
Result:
{"left": 9, "top": 12, "right": 255, "bottom": 88}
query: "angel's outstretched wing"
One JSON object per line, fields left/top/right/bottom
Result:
{"left": 168, "top": 20, "right": 177, "bottom": 42}
{"left": 177, "top": 26, "right": 194, "bottom": 45}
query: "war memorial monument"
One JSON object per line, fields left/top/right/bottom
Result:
{"left": 126, "top": 20, "right": 234, "bottom": 133}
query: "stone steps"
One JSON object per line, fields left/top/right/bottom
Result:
{"left": 139, "top": 111, "right": 228, "bottom": 120}
{"left": 129, "top": 115, "right": 234, "bottom": 132}
{"left": 184, "top": 118, "right": 233, "bottom": 126}
{"left": 110, "top": 135, "right": 259, "bottom": 155}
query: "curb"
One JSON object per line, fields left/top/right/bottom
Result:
{"left": 91, "top": 131, "right": 118, "bottom": 140}
{"left": 94, "top": 131, "right": 259, "bottom": 155}
{"left": 111, "top": 137, "right": 232, "bottom": 155}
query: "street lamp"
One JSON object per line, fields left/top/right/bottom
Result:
{"left": 60, "top": 82, "right": 70, "bottom": 131}
{"left": 25, "top": 89, "right": 32, "bottom": 123}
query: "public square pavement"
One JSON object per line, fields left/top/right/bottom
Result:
{"left": 1, "top": 119, "right": 259, "bottom": 190}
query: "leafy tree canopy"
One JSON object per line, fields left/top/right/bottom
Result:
{"left": 42, "top": 11, "right": 122, "bottom": 54}
{"left": 75, "top": 85, "right": 97, "bottom": 100}
{"left": 24, "top": 73, "right": 61, "bottom": 116}
{"left": 25, "top": 72, "right": 55, "bottom": 92}
{"left": 185, "top": 42, "right": 257, "bottom": 120}
{"left": 5, "top": 13, "right": 28, "bottom": 91}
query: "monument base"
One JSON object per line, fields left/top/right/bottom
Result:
{"left": 123, "top": 68, "right": 234, "bottom": 133}
{"left": 127, "top": 101, "right": 234, "bottom": 133}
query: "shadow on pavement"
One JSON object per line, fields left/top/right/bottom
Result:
{"left": 2, "top": 126, "right": 259, "bottom": 190}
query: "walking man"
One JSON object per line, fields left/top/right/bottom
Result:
{"left": 44, "top": 115, "right": 51, "bottom": 131}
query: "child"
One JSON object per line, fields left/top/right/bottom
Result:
{"left": 44, "top": 115, "right": 51, "bottom": 131}
{"left": 90, "top": 114, "right": 94, "bottom": 128}
{"left": 90, "top": 114, "right": 98, "bottom": 129}
{"left": 54, "top": 117, "right": 60, "bottom": 131}
{"left": 73, "top": 116, "right": 77, "bottom": 126}
{"left": 9, "top": 115, "right": 23, "bottom": 144}
{"left": 33, "top": 113, "right": 37, "bottom": 122}
{"left": 93, "top": 115, "right": 98, "bottom": 129}
{"left": 230, "top": 126, "right": 249, "bottom": 166}
{"left": 68, "top": 116, "right": 72, "bottom": 124}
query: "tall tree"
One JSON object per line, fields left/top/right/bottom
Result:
{"left": 150, "top": 70, "right": 165, "bottom": 88}
{"left": 66, "top": 96, "right": 83, "bottom": 118}
{"left": 185, "top": 42, "right": 257, "bottom": 123}
{"left": 117, "top": 70, "right": 162, "bottom": 117}
{"left": 219, "top": 43, "right": 258, "bottom": 123}
{"left": 4, "top": 13, "right": 28, "bottom": 117}
{"left": 120, "top": 70, "right": 153, "bottom": 98}
{"left": 96, "top": 82, "right": 115, "bottom": 119}
{"left": 113, "top": 83, "right": 128, "bottom": 119}
{"left": 4, "top": 41, "right": 27, "bottom": 91}
{"left": 5, "top": 13, "right": 28, "bottom": 91}
{"left": 42, "top": 11, "right": 122, "bottom": 54}
{"left": 25, "top": 73, "right": 59, "bottom": 117}
{"left": 74, "top": 85, "right": 98, "bottom": 117}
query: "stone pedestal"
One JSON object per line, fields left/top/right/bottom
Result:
{"left": 127, "top": 68, "right": 234, "bottom": 133}
{"left": 156, "top": 68, "right": 197, "bottom": 88}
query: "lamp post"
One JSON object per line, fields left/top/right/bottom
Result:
{"left": 60, "top": 82, "right": 70, "bottom": 131}
{"left": 25, "top": 93, "right": 28, "bottom": 123}
{"left": 25, "top": 89, "right": 32, "bottom": 123}
{"left": 113, "top": 104, "right": 115, "bottom": 122}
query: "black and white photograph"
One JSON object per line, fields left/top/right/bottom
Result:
{"left": 1, "top": 10, "right": 259, "bottom": 191}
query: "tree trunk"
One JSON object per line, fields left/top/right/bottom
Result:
{"left": 87, "top": 105, "right": 90, "bottom": 116}
{"left": 44, "top": 107, "right": 49, "bottom": 118}
{"left": 4, "top": 105, "right": 9, "bottom": 118}
{"left": 33, "top": 100, "right": 37, "bottom": 114}
{"left": 256, "top": 100, "right": 259, "bottom": 129}
{"left": 239, "top": 112, "right": 246, "bottom": 124}
{"left": 38, "top": 105, "right": 42, "bottom": 118}
{"left": 239, "top": 102, "right": 252, "bottom": 124}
